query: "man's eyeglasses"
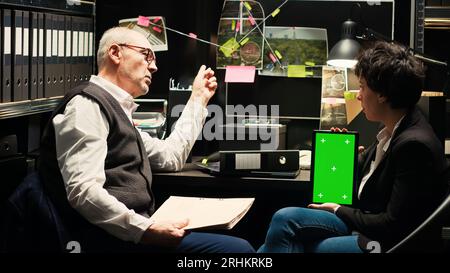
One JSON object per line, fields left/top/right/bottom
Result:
{"left": 118, "top": 43, "right": 156, "bottom": 64}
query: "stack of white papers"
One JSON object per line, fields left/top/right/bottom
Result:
{"left": 150, "top": 196, "right": 255, "bottom": 230}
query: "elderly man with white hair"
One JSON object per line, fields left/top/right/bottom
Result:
{"left": 39, "top": 27, "right": 255, "bottom": 253}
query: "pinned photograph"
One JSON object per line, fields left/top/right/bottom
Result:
{"left": 217, "top": 0, "right": 265, "bottom": 69}
{"left": 119, "top": 16, "right": 168, "bottom": 52}
{"left": 319, "top": 103, "right": 348, "bottom": 130}
{"left": 321, "top": 66, "right": 346, "bottom": 98}
{"left": 259, "top": 26, "right": 328, "bottom": 78}
{"left": 320, "top": 66, "right": 348, "bottom": 130}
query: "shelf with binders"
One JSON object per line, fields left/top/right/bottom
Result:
{"left": 0, "top": 0, "right": 95, "bottom": 17}
{"left": 0, "top": 8, "right": 95, "bottom": 117}
{"left": 0, "top": 96, "right": 62, "bottom": 120}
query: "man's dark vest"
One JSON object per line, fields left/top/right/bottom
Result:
{"left": 39, "top": 82, "right": 155, "bottom": 224}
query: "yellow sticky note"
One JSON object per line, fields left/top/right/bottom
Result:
{"left": 345, "top": 93, "right": 362, "bottom": 124}
{"left": 287, "top": 65, "right": 306, "bottom": 78}
{"left": 231, "top": 20, "right": 236, "bottom": 31}
{"left": 240, "top": 37, "right": 250, "bottom": 45}
{"left": 220, "top": 38, "right": 240, "bottom": 57}
{"left": 274, "top": 50, "right": 283, "bottom": 60}
{"left": 305, "top": 61, "right": 315, "bottom": 66}
{"left": 344, "top": 91, "right": 358, "bottom": 100}
{"left": 305, "top": 71, "right": 314, "bottom": 76}
{"left": 201, "top": 158, "right": 208, "bottom": 165}
{"left": 244, "top": 2, "right": 252, "bottom": 11}
{"left": 271, "top": 8, "right": 280, "bottom": 17}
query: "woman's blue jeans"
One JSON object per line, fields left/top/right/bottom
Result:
{"left": 257, "top": 207, "right": 364, "bottom": 253}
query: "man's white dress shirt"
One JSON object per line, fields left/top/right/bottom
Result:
{"left": 53, "top": 75, "right": 207, "bottom": 243}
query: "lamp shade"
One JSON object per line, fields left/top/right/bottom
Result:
{"left": 327, "top": 20, "right": 360, "bottom": 68}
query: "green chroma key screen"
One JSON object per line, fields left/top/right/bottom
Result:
{"left": 312, "top": 131, "right": 358, "bottom": 205}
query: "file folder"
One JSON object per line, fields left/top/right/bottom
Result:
{"left": 51, "top": 13, "right": 59, "bottom": 96}
{"left": 37, "top": 12, "right": 44, "bottom": 99}
{"left": 64, "top": 15, "right": 72, "bottom": 91}
{"left": 78, "top": 16, "right": 86, "bottom": 83}
{"left": 84, "top": 17, "right": 90, "bottom": 82}
{"left": 12, "top": 9, "right": 23, "bottom": 101}
{"left": 78, "top": 16, "right": 93, "bottom": 84}
{"left": 87, "top": 16, "right": 94, "bottom": 80}
{"left": 71, "top": 16, "right": 80, "bottom": 87}
{"left": 23, "top": 10, "right": 30, "bottom": 100}
{"left": 1, "top": 9, "right": 12, "bottom": 103}
{"left": 43, "top": 12, "right": 51, "bottom": 97}
{"left": 56, "top": 14, "right": 65, "bottom": 95}
{"left": 44, "top": 13, "right": 57, "bottom": 97}
{"left": 30, "top": 11, "right": 38, "bottom": 100}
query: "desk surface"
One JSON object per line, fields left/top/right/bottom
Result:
{"left": 155, "top": 162, "right": 310, "bottom": 180}
{"left": 153, "top": 162, "right": 311, "bottom": 192}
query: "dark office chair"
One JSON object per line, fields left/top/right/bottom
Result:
{"left": 0, "top": 172, "right": 74, "bottom": 252}
{"left": 387, "top": 166, "right": 450, "bottom": 253}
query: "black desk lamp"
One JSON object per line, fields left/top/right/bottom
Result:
{"left": 327, "top": 19, "right": 448, "bottom": 69}
{"left": 327, "top": 19, "right": 360, "bottom": 68}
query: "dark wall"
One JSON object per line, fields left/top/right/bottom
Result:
{"left": 96, "top": 0, "right": 224, "bottom": 102}
{"left": 424, "top": 28, "right": 450, "bottom": 93}
{"left": 94, "top": 0, "right": 432, "bottom": 153}
{"left": 96, "top": 0, "right": 226, "bottom": 155}
{"left": 96, "top": 0, "right": 447, "bottom": 97}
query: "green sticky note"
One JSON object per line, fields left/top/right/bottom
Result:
{"left": 231, "top": 20, "right": 236, "bottom": 31}
{"left": 305, "top": 71, "right": 314, "bottom": 76}
{"left": 288, "top": 65, "right": 306, "bottom": 78}
{"left": 344, "top": 91, "right": 358, "bottom": 99}
{"left": 271, "top": 8, "right": 280, "bottom": 17}
{"left": 244, "top": 2, "right": 252, "bottom": 11}
{"left": 240, "top": 37, "right": 250, "bottom": 46}
{"left": 305, "top": 61, "right": 315, "bottom": 66}
{"left": 274, "top": 50, "right": 283, "bottom": 59}
{"left": 220, "top": 38, "right": 240, "bottom": 57}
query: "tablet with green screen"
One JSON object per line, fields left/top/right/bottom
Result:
{"left": 311, "top": 130, "right": 358, "bottom": 205}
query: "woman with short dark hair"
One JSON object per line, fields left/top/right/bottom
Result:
{"left": 258, "top": 41, "right": 448, "bottom": 253}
